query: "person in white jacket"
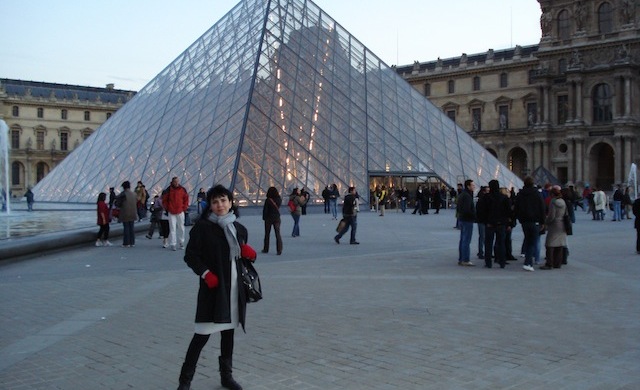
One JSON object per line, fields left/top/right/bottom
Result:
{"left": 593, "top": 187, "right": 607, "bottom": 221}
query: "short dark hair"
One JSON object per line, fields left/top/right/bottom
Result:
{"left": 464, "top": 179, "right": 473, "bottom": 189}
{"left": 523, "top": 176, "right": 535, "bottom": 187}
{"left": 121, "top": 181, "right": 130, "bottom": 189}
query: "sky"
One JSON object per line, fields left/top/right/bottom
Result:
{"left": 0, "top": 0, "right": 542, "bottom": 92}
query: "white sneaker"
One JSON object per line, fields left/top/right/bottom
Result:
{"left": 179, "top": 244, "right": 184, "bottom": 250}
{"left": 103, "top": 241, "right": 113, "bottom": 247}
{"left": 171, "top": 245, "right": 176, "bottom": 251}
{"left": 523, "top": 265, "right": 534, "bottom": 272}
{"left": 163, "top": 243, "right": 168, "bottom": 248}
{"left": 95, "top": 241, "right": 102, "bottom": 247}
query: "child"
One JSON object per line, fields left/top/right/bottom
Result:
{"left": 96, "top": 192, "right": 113, "bottom": 247}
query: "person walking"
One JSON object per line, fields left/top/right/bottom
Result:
{"left": 457, "top": 179, "right": 476, "bottom": 266}
{"left": 176, "top": 185, "right": 257, "bottom": 390}
{"left": 95, "top": 192, "right": 112, "bottom": 247}
{"left": 289, "top": 187, "right": 306, "bottom": 237}
{"left": 329, "top": 184, "right": 339, "bottom": 220}
{"left": 334, "top": 186, "right": 359, "bottom": 245}
{"left": 163, "top": 176, "right": 190, "bottom": 251}
{"left": 115, "top": 181, "right": 137, "bottom": 247}
{"left": 146, "top": 195, "right": 163, "bottom": 239}
{"left": 540, "top": 186, "right": 568, "bottom": 270}
{"left": 261, "top": 186, "right": 282, "bottom": 255}
{"left": 25, "top": 188, "right": 34, "bottom": 211}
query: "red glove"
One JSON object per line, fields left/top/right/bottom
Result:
{"left": 203, "top": 271, "right": 219, "bottom": 289}
{"left": 240, "top": 243, "right": 257, "bottom": 261}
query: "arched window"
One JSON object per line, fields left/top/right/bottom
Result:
{"left": 558, "top": 9, "right": 570, "bottom": 40}
{"left": 598, "top": 2, "right": 613, "bottom": 34}
{"left": 592, "top": 83, "right": 612, "bottom": 123}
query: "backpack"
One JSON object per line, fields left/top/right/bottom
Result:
{"left": 288, "top": 199, "right": 296, "bottom": 212}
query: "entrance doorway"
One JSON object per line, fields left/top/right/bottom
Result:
{"left": 369, "top": 173, "right": 454, "bottom": 211}
{"left": 589, "top": 142, "right": 614, "bottom": 190}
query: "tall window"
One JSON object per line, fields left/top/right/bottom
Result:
{"left": 471, "top": 108, "right": 482, "bottom": 131}
{"left": 558, "top": 59, "right": 567, "bottom": 74}
{"left": 472, "top": 76, "right": 481, "bottom": 91}
{"left": 593, "top": 83, "right": 613, "bottom": 123}
{"left": 84, "top": 111, "right": 90, "bottom": 121}
{"left": 12, "top": 162, "right": 21, "bottom": 185}
{"left": 598, "top": 2, "right": 613, "bottom": 34}
{"left": 557, "top": 95, "right": 569, "bottom": 124}
{"left": 106, "top": 112, "right": 112, "bottom": 120}
{"left": 447, "top": 110, "right": 456, "bottom": 122}
{"left": 498, "top": 105, "right": 509, "bottom": 129}
{"left": 528, "top": 69, "right": 537, "bottom": 85}
{"left": 500, "top": 73, "right": 508, "bottom": 88}
{"left": 60, "top": 132, "right": 69, "bottom": 151}
{"left": 12, "top": 106, "right": 19, "bottom": 117}
{"left": 61, "top": 109, "right": 68, "bottom": 120}
{"left": 11, "top": 130, "right": 20, "bottom": 149}
{"left": 527, "top": 102, "right": 538, "bottom": 126}
{"left": 36, "top": 162, "right": 47, "bottom": 183}
{"left": 424, "top": 83, "right": 431, "bottom": 97}
{"left": 36, "top": 130, "right": 45, "bottom": 150}
{"left": 448, "top": 80, "right": 455, "bottom": 94}
{"left": 558, "top": 9, "right": 570, "bottom": 40}
{"left": 37, "top": 107, "right": 44, "bottom": 118}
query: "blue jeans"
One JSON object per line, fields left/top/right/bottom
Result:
{"left": 613, "top": 200, "right": 622, "bottom": 221}
{"left": 329, "top": 199, "right": 337, "bottom": 219}
{"left": 400, "top": 199, "right": 407, "bottom": 212}
{"left": 336, "top": 215, "right": 357, "bottom": 243}
{"left": 291, "top": 213, "right": 300, "bottom": 236}
{"left": 458, "top": 221, "right": 474, "bottom": 262}
{"left": 477, "top": 223, "right": 486, "bottom": 257}
{"left": 521, "top": 222, "right": 540, "bottom": 266}
{"left": 122, "top": 221, "right": 135, "bottom": 246}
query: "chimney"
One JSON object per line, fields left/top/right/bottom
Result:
{"left": 106, "top": 83, "right": 114, "bottom": 90}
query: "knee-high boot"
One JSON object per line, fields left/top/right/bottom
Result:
{"left": 219, "top": 356, "right": 242, "bottom": 390}
{"left": 177, "top": 362, "right": 195, "bottom": 390}
{"left": 177, "top": 333, "right": 209, "bottom": 390}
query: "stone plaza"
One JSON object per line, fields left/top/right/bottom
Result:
{"left": 0, "top": 206, "right": 639, "bottom": 389}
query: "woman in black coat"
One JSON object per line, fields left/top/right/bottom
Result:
{"left": 177, "top": 185, "right": 256, "bottom": 390}
{"left": 262, "top": 186, "right": 282, "bottom": 255}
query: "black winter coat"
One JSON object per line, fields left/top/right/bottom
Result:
{"left": 476, "top": 191, "right": 511, "bottom": 226}
{"left": 184, "top": 218, "right": 249, "bottom": 330}
{"left": 262, "top": 196, "right": 281, "bottom": 221}
{"left": 514, "top": 186, "right": 545, "bottom": 224}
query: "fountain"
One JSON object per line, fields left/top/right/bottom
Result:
{"left": 0, "top": 119, "right": 9, "bottom": 214}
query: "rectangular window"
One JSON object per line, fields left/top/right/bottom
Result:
{"left": 448, "top": 80, "right": 455, "bottom": 94}
{"left": 557, "top": 95, "right": 569, "bottom": 124}
{"left": 11, "top": 130, "right": 20, "bottom": 149}
{"left": 471, "top": 108, "right": 482, "bottom": 131}
{"left": 84, "top": 111, "right": 90, "bottom": 121}
{"left": 528, "top": 70, "right": 537, "bottom": 85}
{"left": 61, "top": 109, "right": 68, "bottom": 120}
{"left": 36, "top": 131, "right": 45, "bottom": 150}
{"left": 60, "top": 133, "right": 68, "bottom": 151}
{"left": 472, "top": 76, "right": 480, "bottom": 91}
{"left": 498, "top": 105, "right": 509, "bottom": 129}
{"left": 83, "top": 132, "right": 92, "bottom": 140}
{"left": 12, "top": 162, "right": 20, "bottom": 185}
{"left": 527, "top": 102, "right": 537, "bottom": 126}
{"left": 106, "top": 112, "right": 112, "bottom": 120}
{"left": 500, "top": 73, "right": 508, "bottom": 88}
{"left": 37, "top": 107, "right": 44, "bottom": 118}
{"left": 446, "top": 110, "right": 456, "bottom": 123}
{"left": 12, "top": 106, "right": 19, "bottom": 117}
{"left": 424, "top": 83, "right": 430, "bottom": 97}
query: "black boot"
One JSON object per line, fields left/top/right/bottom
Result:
{"left": 177, "top": 362, "right": 195, "bottom": 390}
{"left": 219, "top": 356, "right": 242, "bottom": 390}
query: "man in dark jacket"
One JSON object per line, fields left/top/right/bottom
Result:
{"left": 514, "top": 176, "right": 546, "bottom": 272}
{"left": 476, "top": 180, "right": 512, "bottom": 268}
{"left": 456, "top": 179, "right": 476, "bottom": 266}
{"left": 334, "top": 186, "right": 359, "bottom": 245}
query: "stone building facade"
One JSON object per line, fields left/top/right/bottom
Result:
{"left": 0, "top": 79, "right": 135, "bottom": 197}
{"left": 397, "top": 0, "right": 639, "bottom": 190}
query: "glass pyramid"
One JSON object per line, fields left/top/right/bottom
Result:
{"left": 34, "top": 0, "right": 523, "bottom": 205}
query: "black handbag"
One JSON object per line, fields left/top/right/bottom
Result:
{"left": 241, "top": 257, "right": 262, "bottom": 302}
{"left": 336, "top": 218, "right": 346, "bottom": 232}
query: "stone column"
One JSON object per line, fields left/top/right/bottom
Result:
{"left": 575, "top": 139, "right": 584, "bottom": 182}
{"left": 568, "top": 82, "right": 575, "bottom": 122}
{"left": 543, "top": 87, "right": 551, "bottom": 124}
{"left": 625, "top": 77, "right": 632, "bottom": 117}
{"left": 568, "top": 140, "right": 575, "bottom": 181}
{"left": 624, "top": 136, "right": 632, "bottom": 174}
{"left": 575, "top": 81, "right": 583, "bottom": 123}
{"left": 615, "top": 136, "right": 622, "bottom": 184}
{"left": 542, "top": 140, "right": 550, "bottom": 170}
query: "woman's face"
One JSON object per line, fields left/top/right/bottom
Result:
{"left": 210, "top": 195, "right": 231, "bottom": 216}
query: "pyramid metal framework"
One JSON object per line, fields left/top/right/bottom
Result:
{"left": 34, "top": 0, "right": 523, "bottom": 205}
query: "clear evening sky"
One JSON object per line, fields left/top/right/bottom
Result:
{"left": 0, "top": 0, "right": 542, "bottom": 91}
